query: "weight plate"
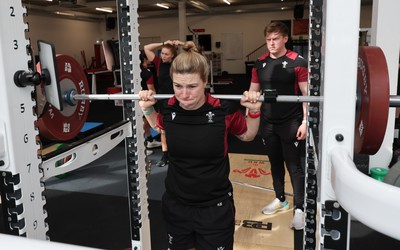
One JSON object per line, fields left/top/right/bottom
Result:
{"left": 36, "top": 55, "right": 90, "bottom": 141}
{"left": 354, "top": 46, "right": 389, "bottom": 154}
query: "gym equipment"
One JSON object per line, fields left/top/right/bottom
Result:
{"left": 37, "top": 40, "right": 64, "bottom": 111}
{"left": 354, "top": 46, "right": 390, "bottom": 154}
{"left": 2, "top": 0, "right": 400, "bottom": 249}
{"left": 70, "top": 92, "right": 321, "bottom": 102}
{"left": 35, "top": 54, "right": 90, "bottom": 141}
{"left": 370, "top": 167, "right": 388, "bottom": 182}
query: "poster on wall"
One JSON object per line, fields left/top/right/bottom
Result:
{"left": 221, "top": 33, "right": 243, "bottom": 60}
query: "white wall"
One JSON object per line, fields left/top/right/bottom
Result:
{"left": 25, "top": 15, "right": 105, "bottom": 68}
{"left": 139, "top": 11, "right": 305, "bottom": 74}
{"left": 24, "top": 5, "right": 372, "bottom": 74}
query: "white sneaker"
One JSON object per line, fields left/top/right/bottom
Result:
{"left": 290, "top": 209, "right": 305, "bottom": 230}
{"left": 146, "top": 140, "right": 162, "bottom": 149}
{"left": 146, "top": 149, "right": 153, "bottom": 156}
{"left": 156, "top": 154, "right": 169, "bottom": 168}
{"left": 262, "top": 198, "right": 289, "bottom": 215}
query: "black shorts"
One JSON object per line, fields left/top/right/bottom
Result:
{"left": 162, "top": 192, "right": 235, "bottom": 250}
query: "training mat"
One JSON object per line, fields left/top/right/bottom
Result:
{"left": 229, "top": 153, "right": 294, "bottom": 250}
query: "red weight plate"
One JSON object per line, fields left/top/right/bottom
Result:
{"left": 354, "top": 46, "right": 390, "bottom": 155}
{"left": 36, "top": 55, "right": 90, "bottom": 141}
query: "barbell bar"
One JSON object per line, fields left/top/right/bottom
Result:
{"left": 70, "top": 93, "right": 400, "bottom": 107}
{"left": 70, "top": 93, "right": 324, "bottom": 103}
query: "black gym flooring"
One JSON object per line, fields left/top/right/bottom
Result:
{"left": 1, "top": 74, "right": 400, "bottom": 249}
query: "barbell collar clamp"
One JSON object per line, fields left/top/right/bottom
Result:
{"left": 14, "top": 70, "right": 42, "bottom": 87}
{"left": 263, "top": 89, "right": 278, "bottom": 103}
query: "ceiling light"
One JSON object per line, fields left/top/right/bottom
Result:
{"left": 96, "top": 8, "right": 113, "bottom": 13}
{"left": 156, "top": 3, "right": 170, "bottom": 9}
{"left": 55, "top": 12, "right": 75, "bottom": 17}
{"left": 223, "top": 0, "right": 231, "bottom": 5}
{"left": 189, "top": 1, "right": 210, "bottom": 11}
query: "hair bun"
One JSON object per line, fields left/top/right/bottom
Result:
{"left": 182, "top": 41, "right": 198, "bottom": 53}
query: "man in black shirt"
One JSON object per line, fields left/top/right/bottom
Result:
{"left": 249, "top": 21, "right": 308, "bottom": 230}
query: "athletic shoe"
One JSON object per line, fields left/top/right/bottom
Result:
{"left": 146, "top": 140, "right": 162, "bottom": 149}
{"left": 156, "top": 155, "right": 169, "bottom": 167}
{"left": 262, "top": 198, "right": 289, "bottom": 215}
{"left": 290, "top": 208, "right": 305, "bottom": 230}
{"left": 146, "top": 149, "right": 153, "bottom": 156}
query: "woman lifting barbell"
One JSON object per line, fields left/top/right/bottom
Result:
{"left": 138, "top": 41, "right": 261, "bottom": 250}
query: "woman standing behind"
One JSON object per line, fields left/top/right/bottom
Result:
{"left": 139, "top": 41, "right": 261, "bottom": 250}
{"left": 139, "top": 50, "right": 161, "bottom": 153}
{"left": 144, "top": 40, "right": 184, "bottom": 167}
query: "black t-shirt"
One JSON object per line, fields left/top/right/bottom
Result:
{"left": 252, "top": 50, "right": 308, "bottom": 124}
{"left": 140, "top": 67, "right": 153, "bottom": 90}
{"left": 157, "top": 94, "right": 247, "bottom": 206}
{"left": 153, "top": 56, "right": 173, "bottom": 94}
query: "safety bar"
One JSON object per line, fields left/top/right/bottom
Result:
{"left": 330, "top": 148, "right": 400, "bottom": 240}
{"left": 0, "top": 233, "right": 97, "bottom": 249}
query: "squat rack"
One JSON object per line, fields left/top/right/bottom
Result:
{"left": 0, "top": 0, "right": 399, "bottom": 249}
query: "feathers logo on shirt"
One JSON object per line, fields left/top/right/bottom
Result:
{"left": 262, "top": 62, "right": 267, "bottom": 68}
{"left": 168, "top": 234, "right": 173, "bottom": 244}
{"left": 171, "top": 112, "right": 176, "bottom": 120}
{"left": 206, "top": 111, "right": 215, "bottom": 123}
{"left": 282, "top": 61, "right": 288, "bottom": 68}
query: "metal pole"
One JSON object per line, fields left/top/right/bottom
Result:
{"left": 390, "top": 95, "right": 400, "bottom": 107}
{"left": 72, "top": 93, "right": 324, "bottom": 103}
{"left": 73, "top": 93, "right": 400, "bottom": 107}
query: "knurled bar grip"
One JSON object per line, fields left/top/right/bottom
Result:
{"left": 72, "top": 93, "right": 400, "bottom": 107}
{"left": 72, "top": 93, "right": 324, "bottom": 103}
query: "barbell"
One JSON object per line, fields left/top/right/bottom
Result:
{"left": 70, "top": 93, "right": 324, "bottom": 102}
{"left": 20, "top": 46, "right": 395, "bottom": 155}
